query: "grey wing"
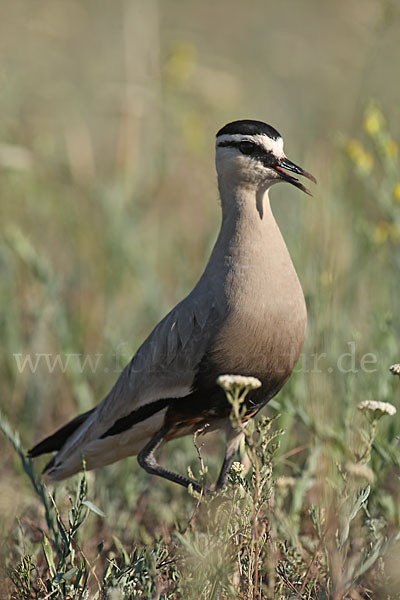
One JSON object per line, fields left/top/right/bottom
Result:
{"left": 88, "top": 283, "right": 226, "bottom": 434}
{"left": 127, "top": 289, "right": 224, "bottom": 399}
{"left": 45, "top": 280, "right": 226, "bottom": 472}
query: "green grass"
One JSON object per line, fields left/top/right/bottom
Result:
{"left": 1, "top": 2, "right": 400, "bottom": 597}
{"left": 2, "top": 101, "right": 400, "bottom": 599}
{"left": 1, "top": 364, "right": 400, "bottom": 598}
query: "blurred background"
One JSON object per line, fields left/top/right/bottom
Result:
{"left": 1, "top": 0, "right": 400, "bottom": 596}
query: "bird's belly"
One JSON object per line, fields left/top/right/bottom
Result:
{"left": 162, "top": 297, "right": 306, "bottom": 435}
{"left": 212, "top": 296, "right": 306, "bottom": 394}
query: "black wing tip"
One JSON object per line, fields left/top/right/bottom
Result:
{"left": 28, "top": 434, "right": 61, "bottom": 458}
{"left": 27, "top": 407, "right": 95, "bottom": 459}
{"left": 27, "top": 442, "right": 48, "bottom": 459}
{"left": 27, "top": 443, "right": 57, "bottom": 476}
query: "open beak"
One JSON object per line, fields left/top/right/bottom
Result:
{"left": 274, "top": 158, "right": 317, "bottom": 196}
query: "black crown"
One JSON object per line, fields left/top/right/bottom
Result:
{"left": 217, "top": 120, "right": 281, "bottom": 140}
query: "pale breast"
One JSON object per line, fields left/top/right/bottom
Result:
{"left": 211, "top": 242, "right": 307, "bottom": 396}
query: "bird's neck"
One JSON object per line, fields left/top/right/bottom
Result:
{"left": 208, "top": 179, "right": 303, "bottom": 308}
{"left": 209, "top": 178, "right": 307, "bottom": 384}
{"left": 216, "top": 180, "right": 280, "bottom": 255}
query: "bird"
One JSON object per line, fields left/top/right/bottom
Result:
{"left": 28, "top": 119, "right": 316, "bottom": 494}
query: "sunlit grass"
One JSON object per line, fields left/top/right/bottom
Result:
{"left": 2, "top": 76, "right": 400, "bottom": 600}
{"left": 2, "top": 85, "right": 400, "bottom": 598}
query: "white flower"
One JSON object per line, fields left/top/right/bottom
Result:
{"left": 276, "top": 476, "right": 296, "bottom": 488}
{"left": 390, "top": 363, "right": 400, "bottom": 376}
{"left": 345, "top": 462, "right": 375, "bottom": 483}
{"left": 231, "top": 461, "right": 245, "bottom": 474}
{"left": 217, "top": 374, "right": 262, "bottom": 392}
{"left": 357, "top": 400, "right": 396, "bottom": 416}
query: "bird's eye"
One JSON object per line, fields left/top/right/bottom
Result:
{"left": 239, "top": 141, "right": 256, "bottom": 155}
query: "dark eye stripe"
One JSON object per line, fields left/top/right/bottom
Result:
{"left": 217, "top": 140, "right": 256, "bottom": 149}
{"left": 239, "top": 141, "right": 256, "bottom": 155}
{"left": 217, "top": 140, "right": 275, "bottom": 165}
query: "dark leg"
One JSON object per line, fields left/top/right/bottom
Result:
{"left": 137, "top": 425, "right": 208, "bottom": 494}
{"left": 215, "top": 427, "right": 244, "bottom": 490}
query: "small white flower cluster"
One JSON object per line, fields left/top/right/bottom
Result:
{"left": 390, "top": 363, "right": 400, "bottom": 376}
{"left": 276, "top": 476, "right": 296, "bottom": 488}
{"left": 357, "top": 400, "right": 397, "bottom": 416}
{"left": 231, "top": 461, "right": 245, "bottom": 474}
{"left": 217, "top": 374, "right": 262, "bottom": 392}
{"left": 345, "top": 462, "right": 375, "bottom": 483}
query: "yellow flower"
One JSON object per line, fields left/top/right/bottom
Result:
{"left": 373, "top": 221, "right": 390, "bottom": 245}
{"left": 364, "top": 106, "right": 384, "bottom": 135}
{"left": 346, "top": 140, "right": 363, "bottom": 161}
{"left": 346, "top": 140, "right": 373, "bottom": 173}
{"left": 385, "top": 139, "right": 398, "bottom": 157}
{"left": 164, "top": 42, "right": 196, "bottom": 87}
{"left": 359, "top": 152, "right": 373, "bottom": 173}
{"left": 393, "top": 183, "right": 400, "bottom": 204}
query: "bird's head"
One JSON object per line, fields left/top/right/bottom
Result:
{"left": 215, "top": 119, "right": 316, "bottom": 195}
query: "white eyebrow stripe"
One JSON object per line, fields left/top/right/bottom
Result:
{"left": 216, "top": 133, "right": 285, "bottom": 158}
